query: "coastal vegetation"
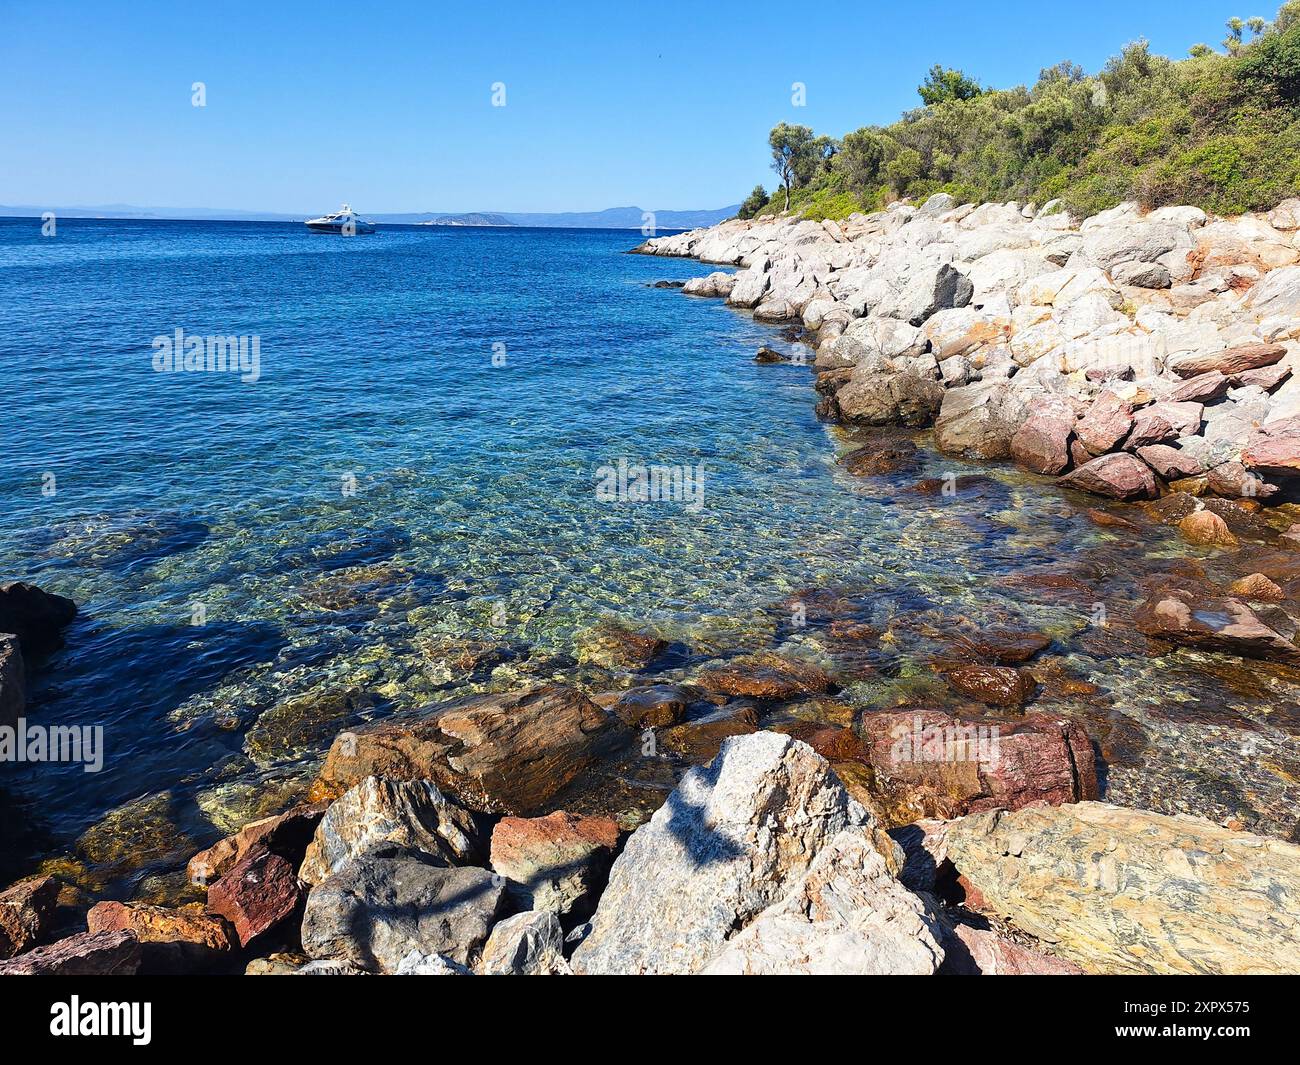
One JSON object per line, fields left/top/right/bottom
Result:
{"left": 753, "top": 3, "right": 1300, "bottom": 221}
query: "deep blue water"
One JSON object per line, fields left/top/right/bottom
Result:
{"left": 1, "top": 217, "right": 1295, "bottom": 889}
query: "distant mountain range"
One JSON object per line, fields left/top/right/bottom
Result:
{"left": 0, "top": 203, "right": 740, "bottom": 230}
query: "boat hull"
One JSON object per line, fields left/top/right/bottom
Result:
{"left": 305, "top": 221, "right": 376, "bottom": 235}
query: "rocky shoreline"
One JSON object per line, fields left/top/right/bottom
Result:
{"left": 4, "top": 197, "right": 1300, "bottom": 974}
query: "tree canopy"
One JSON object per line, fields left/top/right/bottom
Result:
{"left": 744, "top": 4, "right": 1300, "bottom": 222}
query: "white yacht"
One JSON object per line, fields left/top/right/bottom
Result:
{"left": 305, "top": 204, "right": 376, "bottom": 235}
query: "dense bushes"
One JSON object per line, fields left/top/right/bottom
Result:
{"left": 754, "top": 3, "right": 1300, "bottom": 221}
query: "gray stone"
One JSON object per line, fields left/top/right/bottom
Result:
{"left": 477, "top": 911, "right": 570, "bottom": 975}
{"left": 299, "top": 776, "right": 488, "bottom": 885}
{"left": 301, "top": 847, "right": 506, "bottom": 973}
{"left": 571, "top": 732, "right": 898, "bottom": 975}
{"left": 701, "top": 831, "right": 943, "bottom": 975}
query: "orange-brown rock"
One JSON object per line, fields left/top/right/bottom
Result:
{"left": 1169, "top": 342, "right": 1286, "bottom": 379}
{"left": 659, "top": 703, "right": 761, "bottom": 761}
{"left": 610, "top": 684, "right": 696, "bottom": 728}
{"left": 187, "top": 803, "right": 326, "bottom": 887}
{"left": 0, "top": 875, "right": 59, "bottom": 959}
{"left": 1228, "top": 573, "right": 1286, "bottom": 601}
{"left": 1178, "top": 510, "right": 1238, "bottom": 547}
{"left": 314, "top": 684, "right": 616, "bottom": 815}
{"left": 942, "top": 663, "right": 1038, "bottom": 707}
{"left": 696, "top": 652, "right": 834, "bottom": 700}
{"left": 87, "top": 901, "right": 235, "bottom": 973}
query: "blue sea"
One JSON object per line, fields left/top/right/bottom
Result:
{"left": 1, "top": 217, "right": 1296, "bottom": 892}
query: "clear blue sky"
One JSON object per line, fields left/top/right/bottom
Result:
{"left": 2, "top": 0, "right": 1260, "bottom": 213}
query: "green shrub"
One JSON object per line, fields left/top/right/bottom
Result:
{"left": 742, "top": 3, "right": 1300, "bottom": 220}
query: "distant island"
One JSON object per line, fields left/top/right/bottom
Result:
{"left": 0, "top": 203, "right": 742, "bottom": 230}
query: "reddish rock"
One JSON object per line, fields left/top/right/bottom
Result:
{"left": 1207, "top": 460, "right": 1279, "bottom": 499}
{"left": 1068, "top": 438, "right": 1093, "bottom": 469}
{"left": 828, "top": 619, "right": 881, "bottom": 642}
{"left": 610, "top": 684, "right": 696, "bottom": 728}
{"left": 312, "top": 684, "right": 615, "bottom": 815}
{"left": 1170, "top": 371, "right": 1231, "bottom": 403}
{"left": 1170, "top": 342, "right": 1286, "bottom": 378}
{"left": 0, "top": 929, "right": 140, "bottom": 975}
{"left": 1010, "top": 399, "right": 1075, "bottom": 475}
{"left": 1234, "top": 363, "right": 1292, "bottom": 391}
{"left": 696, "top": 652, "right": 834, "bottom": 700}
{"left": 1145, "top": 401, "right": 1203, "bottom": 438}
{"left": 1228, "top": 573, "right": 1285, "bottom": 601}
{"left": 204, "top": 846, "right": 304, "bottom": 947}
{"left": 854, "top": 709, "right": 1098, "bottom": 827}
{"left": 1134, "top": 588, "right": 1300, "bottom": 663}
{"left": 0, "top": 875, "right": 60, "bottom": 958}
{"left": 1058, "top": 453, "right": 1159, "bottom": 500}
{"left": 942, "top": 664, "right": 1038, "bottom": 707}
{"left": 1124, "top": 409, "right": 1176, "bottom": 449}
{"left": 490, "top": 811, "right": 620, "bottom": 921}
{"left": 1136, "top": 443, "right": 1206, "bottom": 480}
{"left": 941, "top": 924, "right": 1086, "bottom": 975}
{"left": 1242, "top": 433, "right": 1300, "bottom": 478}
{"left": 1074, "top": 392, "right": 1134, "bottom": 455}
{"left": 188, "top": 803, "right": 327, "bottom": 887}
{"left": 87, "top": 901, "right": 235, "bottom": 973}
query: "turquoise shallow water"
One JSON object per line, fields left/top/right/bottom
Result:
{"left": 1, "top": 217, "right": 1297, "bottom": 890}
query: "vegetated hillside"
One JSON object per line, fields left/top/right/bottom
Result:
{"left": 744, "top": 3, "right": 1300, "bottom": 223}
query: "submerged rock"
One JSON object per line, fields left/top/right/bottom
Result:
{"left": 574, "top": 619, "right": 668, "bottom": 671}
{"left": 936, "top": 802, "right": 1300, "bottom": 974}
{"left": 696, "top": 651, "right": 834, "bottom": 700}
{"left": 610, "top": 683, "right": 695, "bottom": 728}
{"left": 941, "top": 663, "right": 1038, "bottom": 707}
{"left": 659, "top": 701, "right": 761, "bottom": 762}
{"left": 1135, "top": 587, "right": 1300, "bottom": 663}
{"left": 0, "top": 582, "right": 77, "bottom": 656}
